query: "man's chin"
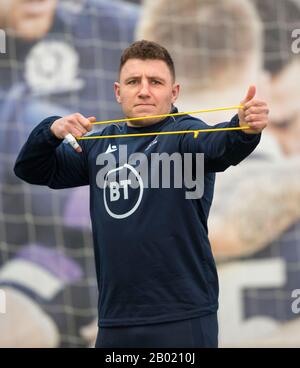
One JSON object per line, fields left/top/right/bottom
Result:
{"left": 125, "top": 106, "right": 169, "bottom": 126}
{"left": 129, "top": 117, "right": 164, "bottom": 127}
{"left": 133, "top": 105, "right": 156, "bottom": 115}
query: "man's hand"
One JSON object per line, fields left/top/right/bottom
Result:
{"left": 238, "top": 85, "right": 269, "bottom": 134}
{"left": 50, "top": 113, "right": 96, "bottom": 152}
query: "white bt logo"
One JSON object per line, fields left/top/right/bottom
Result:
{"left": 103, "top": 164, "right": 144, "bottom": 219}
{"left": 110, "top": 180, "right": 131, "bottom": 202}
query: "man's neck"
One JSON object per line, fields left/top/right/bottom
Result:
{"left": 126, "top": 117, "right": 165, "bottom": 128}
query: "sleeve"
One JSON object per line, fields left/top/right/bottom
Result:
{"left": 14, "top": 116, "right": 89, "bottom": 189}
{"left": 180, "top": 114, "right": 262, "bottom": 172}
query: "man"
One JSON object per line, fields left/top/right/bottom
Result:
{"left": 14, "top": 40, "right": 269, "bottom": 348}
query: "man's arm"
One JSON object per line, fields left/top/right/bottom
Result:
{"left": 180, "top": 115, "right": 262, "bottom": 172}
{"left": 14, "top": 113, "right": 95, "bottom": 189}
{"left": 180, "top": 85, "right": 268, "bottom": 172}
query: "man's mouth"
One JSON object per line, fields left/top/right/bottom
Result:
{"left": 134, "top": 104, "right": 155, "bottom": 107}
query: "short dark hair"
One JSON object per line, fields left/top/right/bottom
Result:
{"left": 119, "top": 40, "right": 176, "bottom": 81}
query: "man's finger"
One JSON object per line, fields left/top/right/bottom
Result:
{"left": 241, "top": 85, "right": 256, "bottom": 105}
{"left": 67, "top": 120, "right": 87, "bottom": 136}
{"left": 75, "top": 113, "right": 93, "bottom": 132}
{"left": 71, "top": 128, "right": 85, "bottom": 139}
{"left": 245, "top": 113, "right": 268, "bottom": 123}
{"left": 244, "top": 100, "right": 268, "bottom": 109}
{"left": 65, "top": 133, "right": 82, "bottom": 153}
{"left": 244, "top": 106, "right": 269, "bottom": 116}
{"left": 87, "top": 116, "right": 97, "bottom": 123}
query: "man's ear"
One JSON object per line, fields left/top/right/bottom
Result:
{"left": 114, "top": 82, "right": 121, "bottom": 104}
{"left": 171, "top": 83, "right": 180, "bottom": 103}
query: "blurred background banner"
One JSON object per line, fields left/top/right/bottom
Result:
{"left": 0, "top": 0, "right": 300, "bottom": 347}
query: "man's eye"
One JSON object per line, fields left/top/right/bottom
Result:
{"left": 151, "top": 80, "right": 161, "bottom": 85}
{"left": 128, "top": 80, "right": 137, "bottom": 85}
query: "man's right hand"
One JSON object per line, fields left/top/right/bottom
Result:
{"left": 50, "top": 113, "right": 96, "bottom": 153}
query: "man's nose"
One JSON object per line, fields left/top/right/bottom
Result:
{"left": 138, "top": 81, "right": 151, "bottom": 97}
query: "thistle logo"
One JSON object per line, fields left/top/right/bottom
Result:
{"left": 0, "top": 30, "right": 6, "bottom": 54}
{"left": 25, "top": 41, "right": 84, "bottom": 94}
{"left": 0, "top": 289, "right": 6, "bottom": 314}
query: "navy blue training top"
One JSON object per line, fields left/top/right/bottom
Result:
{"left": 14, "top": 107, "right": 261, "bottom": 327}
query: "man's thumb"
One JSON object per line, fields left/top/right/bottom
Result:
{"left": 241, "top": 85, "right": 256, "bottom": 105}
{"left": 87, "top": 116, "right": 97, "bottom": 122}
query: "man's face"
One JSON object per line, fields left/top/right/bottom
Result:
{"left": 0, "top": 0, "right": 58, "bottom": 41}
{"left": 114, "top": 58, "right": 180, "bottom": 127}
{"left": 269, "top": 59, "right": 300, "bottom": 156}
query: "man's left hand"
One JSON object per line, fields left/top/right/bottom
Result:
{"left": 238, "top": 85, "right": 269, "bottom": 134}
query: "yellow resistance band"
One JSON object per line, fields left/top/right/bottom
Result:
{"left": 77, "top": 105, "right": 249, "bottom": 140}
